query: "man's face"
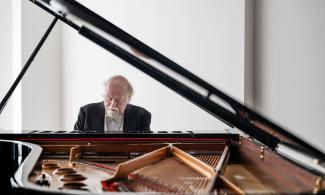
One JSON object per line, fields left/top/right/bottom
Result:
{"left": 104, "top": 80, "right": 129, "bottom": 119}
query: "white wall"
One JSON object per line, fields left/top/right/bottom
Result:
{"left": 254, "top": 0, "right": 325, "bottom": 152}
{"left": 2, "top": 0, "right": 324, "bottom": 154}
{"left": 62, "top": 0, "right": 246, "bottom": 131}
{"left": 21, "top": 0, "right": 62, "bottom": 130}
{"left": 0, "top": 0, "right": 13, "bottom": 131}
{"left": 0, "top": 0, "right": 62, "bottom": 132}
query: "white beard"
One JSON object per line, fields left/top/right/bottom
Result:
{"left": 106, "top": 108, "right": 121, "bottom": 120}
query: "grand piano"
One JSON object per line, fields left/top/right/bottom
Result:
{"left": 1, "top": 0, "right": 325, "bottom": 194}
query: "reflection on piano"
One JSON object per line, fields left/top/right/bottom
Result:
{"left": 0, "top": 0, "right": 325, "bottom": 194}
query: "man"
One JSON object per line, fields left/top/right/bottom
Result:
{"left": 74, "top": 75, "right": 151, "bottom": 133}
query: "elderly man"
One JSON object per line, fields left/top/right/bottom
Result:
{"left": 74, "top": 75, "right": 151, "bottom": 133}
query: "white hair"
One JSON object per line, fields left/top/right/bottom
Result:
{"left": 104, "top": 75, "right": 134, "bottom": 100}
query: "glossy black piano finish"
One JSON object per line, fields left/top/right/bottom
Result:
{"left": 0, "top": 139, "right": 83, "bottom": 195}
{"left": 0, "top": 140, "right": 43, "bottom": 195}
{"left": 0, "top": 130, "right": 238, "bottom": 141}
{"left": 0, "top": 141, "right": 24, "bottom": 194}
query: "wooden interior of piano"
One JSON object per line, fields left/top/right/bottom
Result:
{"left": 28, "top": 138, "right": 324, "bottom": 194}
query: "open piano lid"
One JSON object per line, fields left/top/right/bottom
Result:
{"left": 21, "top": 0, "right": 325, "bottom": 167}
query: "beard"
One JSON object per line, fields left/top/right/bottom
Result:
{"left": 106, "top": 107, "right": 121, "bottom": 120}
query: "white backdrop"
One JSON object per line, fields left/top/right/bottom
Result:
{"left": 1, "top": 0, "right": 324, "bottom": 153}
{"left": 61, "top": 0, "right": 246, "bottom": 131}
{"left": 0, "top": 0, "right": 13, "bottom": 130}
{"left": 254, "top": 0, "right": 325, "bottom": 153}
{"left": 21, "top": 0, "right": 62, "bottom": 131}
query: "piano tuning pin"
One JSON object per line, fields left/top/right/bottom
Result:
{"left": 69, "top": 162, "right": 77, "bottom": 168}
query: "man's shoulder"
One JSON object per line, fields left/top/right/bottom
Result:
{"left": 81, "top": 101, "right": 104, "bottom": 111}
{"left": 127, "top": 104, "right": 151, "bottom": 116}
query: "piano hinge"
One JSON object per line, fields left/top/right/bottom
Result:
{"left": 206, "top": 91, "right": 212, "bottom": 99}
{"left": 313, "top": 176, "right": 323, "bottom": 194}
{"left": 247, "top": 135, "right": 255, "bottom": 142}
{"left": 260, "top": 146, "right": 265, "bottom": 160}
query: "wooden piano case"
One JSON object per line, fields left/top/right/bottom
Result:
{"left": 219, "top": 137, "right": 325, "bottom": 194}
{"left": 19, "top": 135, "right": 324, "bottom": 194}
